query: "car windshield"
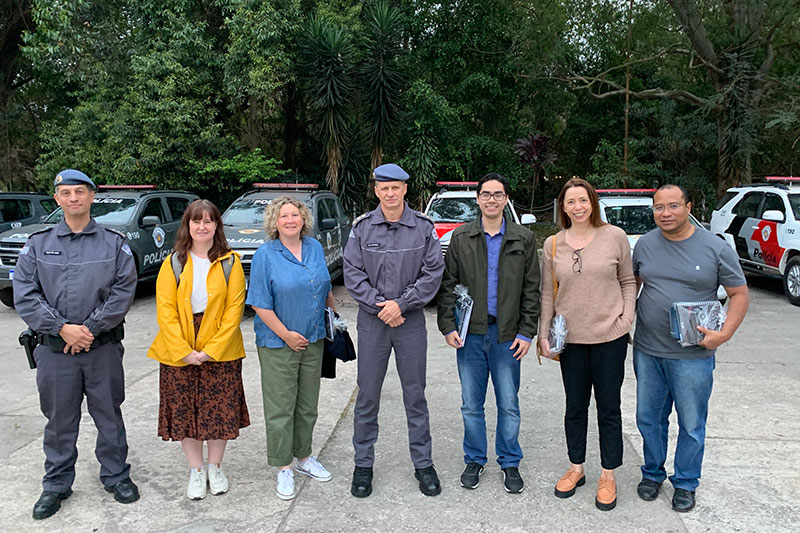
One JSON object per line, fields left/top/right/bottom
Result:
{"left": 222, "top": 197, "right": 312, "bottom": 225}
{"left": 44, "top": 198, "right": 138, "bottom": 225}
{"left": 789, "top": 194, "right": 800, "bottom": 220}
{"left": 427, "top": 197, "right": 513, "bottom": 223}
{"left": 604, "top": 205, "right": 657, "bottom": 235}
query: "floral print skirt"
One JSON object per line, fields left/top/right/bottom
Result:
{"left": 157, "top": 312, "right": 250, "bottom": 441}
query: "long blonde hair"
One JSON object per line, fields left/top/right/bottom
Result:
{"left": 263, "top": 195, "right": 313, "bottom": 240}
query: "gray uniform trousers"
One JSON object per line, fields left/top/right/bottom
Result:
{"left": 35, "top": 341, "right": 131, "bottom": 492}
{"left": 353, "top": 308, "right": 432, "bottom": 469}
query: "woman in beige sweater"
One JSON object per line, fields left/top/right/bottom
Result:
{"left": 539, "top": 178, "right": 636, "bottom": 511}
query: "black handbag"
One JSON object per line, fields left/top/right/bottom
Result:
{"left": 321, "top": 328, "right": 356, "bottom": 379}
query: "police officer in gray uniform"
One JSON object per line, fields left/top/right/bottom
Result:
{"left": 13, "top": 169, "right": 140, "bottom": 520}
{"left": 344, "top": 163, "right": 445, "bottom": 498}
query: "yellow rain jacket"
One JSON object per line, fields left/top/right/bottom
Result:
{"left": 147, "top": 250, "right": 246, "bottom": 366}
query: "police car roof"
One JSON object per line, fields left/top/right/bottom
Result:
{"left": 238, "top": 188, "right": 331, "bottom": 199}
{"left": 93, "top": 189, "right": 196, "bottom": 197}
{"left": 0, "top": 191, "right": 53, "bottom": 197}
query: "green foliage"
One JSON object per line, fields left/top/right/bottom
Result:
{"left": 298, "top": 15, "right": 357, "bottom": 193}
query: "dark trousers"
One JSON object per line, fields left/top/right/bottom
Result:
{"left": 353, "top": 308, "right": 432, "bottom": 469}
{"left": 559, "top": 334, "right": 628, "bottom": 470}
{"left": 35, "top": 342, "right": 131, "bottom": 492}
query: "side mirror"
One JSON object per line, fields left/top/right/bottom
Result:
{"left": 520, "top": 214, "right": 537, "bottom": 225}
{"left": 762, "top": 210, "right": 784, "bottom": 223}
{"left": 319, "top": 218, "right": 337, "bottom": 231}
{"left": 141, "top": 215, "right": 161, "bottom": 228}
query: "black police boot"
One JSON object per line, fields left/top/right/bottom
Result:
{"left": 32, "top": 489, "right": 72, "bottom": 520}
{"left": 351, "top": 466, "right": 373, "bottom": 498}
{"left": 104, "top": 478, "right": 140, "bottom": 504}
{"left": 414, "top": 465, "right": 441, "bottom": 496}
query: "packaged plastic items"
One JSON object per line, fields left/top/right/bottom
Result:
{"left": 548, "top": 314, "right": 568, "bottom": 355}
{"left": 669, "top": 300, "right": 727, "bottom": 347}
{"left": 454, "top": 284, "right": 474, "bottom": 340}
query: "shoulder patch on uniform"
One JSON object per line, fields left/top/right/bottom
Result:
{"left": 121, "top": 244, "right": 132, "bottom": 256}
{"left": 19, "top": 245, "right": 30, "bottom": 255}
{"left": 352, "top": 212, "right": 371, "bottom": 226}
{"left": 431, "top": 228, "right": 439, "bottom": 240}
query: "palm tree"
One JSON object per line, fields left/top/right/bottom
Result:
{"left": 362, "top": 1, "right": 403, "bottom": 172}
{"left": 514, "top": 133, "right": 558, "bottom": 210}
{"left": 299, "top": 16, "right": 356, "bottom": 194}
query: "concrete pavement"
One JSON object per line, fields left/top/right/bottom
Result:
{"left": 0, "top": 276, "right": 798, "bottom": 532}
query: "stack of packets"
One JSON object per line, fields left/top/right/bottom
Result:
{"left": 548, "top": 315, "right": 568, "bottom": 355}
{"left": 669, "top": 300, "right": 727, "bottom": 347}
{"left": 454, "top": 284, "right": 474, "bottom": 341}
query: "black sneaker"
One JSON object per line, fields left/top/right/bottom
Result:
{"left": 351, "top": 466, "right": 373, "bottom": 498}
{"left": 460, "top": 462, "right": 484, "bottom": 489}
{"left": 502, "top": 467, "right": 524, "bottom": 494}
{"left": 414, "top": 465, "right": 441, "bottom": 496}
{"left": 32, "top": 489, "right": 72, "bottom": 520}
{"left": 637, "top": 478, "right": 662, "bottom": 501}
{"left": 672, "top": 488, "right": 696, "bottom": 512}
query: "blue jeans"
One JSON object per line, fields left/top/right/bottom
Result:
{"left": 456, "top": 323, "right": 522, "bottom": 468}
{"left": 633, "top": 349, "right": 715, "bottom": 491}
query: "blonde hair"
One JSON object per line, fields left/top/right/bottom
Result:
{"left": 263, "top": 195, "right": 313, "bottom": 240}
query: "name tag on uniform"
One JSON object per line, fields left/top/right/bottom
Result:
{"left": 366, "top": 243, "right": 380, "bottom": 248}
{"left": 44, "top": 251, "right": 62, "bottom": 256}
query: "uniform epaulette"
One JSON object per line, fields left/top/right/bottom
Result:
{"left": 413, "top": 211, "right": 434, "bottom": 224}
{"left": 27, "top": 226, "right": 54, "bottom": 238}
{"left": 102, "top": 227, "right": 127, "bottom": 239}
{"left": 352, "top": 212, "right": 371, "bottom": 227}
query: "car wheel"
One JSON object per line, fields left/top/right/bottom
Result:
{"left": 0, "top": 287, "right": 14, "bottom": 308}
{"left": 784, "top": 256, "right": 800, "bottom": 306}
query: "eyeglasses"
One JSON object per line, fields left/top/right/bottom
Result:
{"left": 478, "top": 192, "right": 507, "bottom": 201}
{"left": 651, "top": 203, "right": 686, "bottom": 213}
{"left": 572, "top": 249, "right": 582, "bottom": 273}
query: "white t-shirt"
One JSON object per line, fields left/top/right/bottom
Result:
{"left": 190, "top": 252, "right": 211, "bottom": 313}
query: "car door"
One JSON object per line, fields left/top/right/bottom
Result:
{"left": 137, "top": 197, "right": 169, "bottom": 275}
{"left": 314, "top": 197, "right": 335, "bottom": 270}
{"left": 725, "top": 192, "right": 763, "bottom": 263}
{"left": 749, "top": 192, "right": 788, "bottom": 269}
{"left": 0, "top": 198, "right": 33, "bottom": 232}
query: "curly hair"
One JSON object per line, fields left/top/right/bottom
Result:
{"left": 263, "top": 195, "right": 313, "bottom": 240}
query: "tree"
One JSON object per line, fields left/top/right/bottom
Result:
{"left": 560, "top": 0, "right": 800, "bottom": 197}
{"left": 298, "top": 15, "right": 356, "bottom": 194}
{"left": 514, "top": 133, "right": 557, "bottom": 209}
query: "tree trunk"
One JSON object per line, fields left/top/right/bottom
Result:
{"left": 282, "top": 81, "right": 299, "bottom": 170}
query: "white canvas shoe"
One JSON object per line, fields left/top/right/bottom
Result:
{"left": 187, "top": 465, "right": 207, "bottom": 500}
{"left": 207, "top": 463, "right": 229, "bottom": 495}
{"left": 276, "top": 468, "right": 295, "bottom": 500}
{"left": 295, "top": 456, "right": 332, "bottom": 482}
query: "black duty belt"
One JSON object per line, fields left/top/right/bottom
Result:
{"left": 487, "top": 315, "right": 497, "bottom": 324}
{"left": 38, "top": 324, "right": 125, "bottom": 352}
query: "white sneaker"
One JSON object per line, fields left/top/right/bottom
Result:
{"left": 295, "top": 455, "right": 332, "bottom": 482}
{"left": 276, "top": 468, "right": 295, "bottom": 500}
{"left": 207, "top": 463, "right": 229, "bottom": 495}
{"left": 187, "top": 465, "right": 207, "bottom": 500}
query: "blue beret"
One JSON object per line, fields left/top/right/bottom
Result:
{"left": 373, "top": 163, "right": 409, "bottom": 182}
{"left": 54, "top": 169, "right": 96, "bottom": 190}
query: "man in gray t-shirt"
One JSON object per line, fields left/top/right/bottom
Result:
{"left": 632, "top": 185, "right": 749, "bottom": 513}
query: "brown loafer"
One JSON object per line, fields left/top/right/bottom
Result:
{"left": 554, "top": 469, "right": 586, "bottom": 498}
{"left": 595, "top": 478, "right": 617, "bottom": 511}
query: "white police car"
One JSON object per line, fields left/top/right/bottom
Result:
{"left": 710, "top": 177, "right": 800, "bottom": 306}
{"left": 425, "top": 181, "right": 536, "bottom": 256}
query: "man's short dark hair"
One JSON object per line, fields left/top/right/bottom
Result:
{"left": 656, "top": 184, "right": 691, "bottom": 204}
{"left": 478, "top": 173, "right": 510, "bottom": 196}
